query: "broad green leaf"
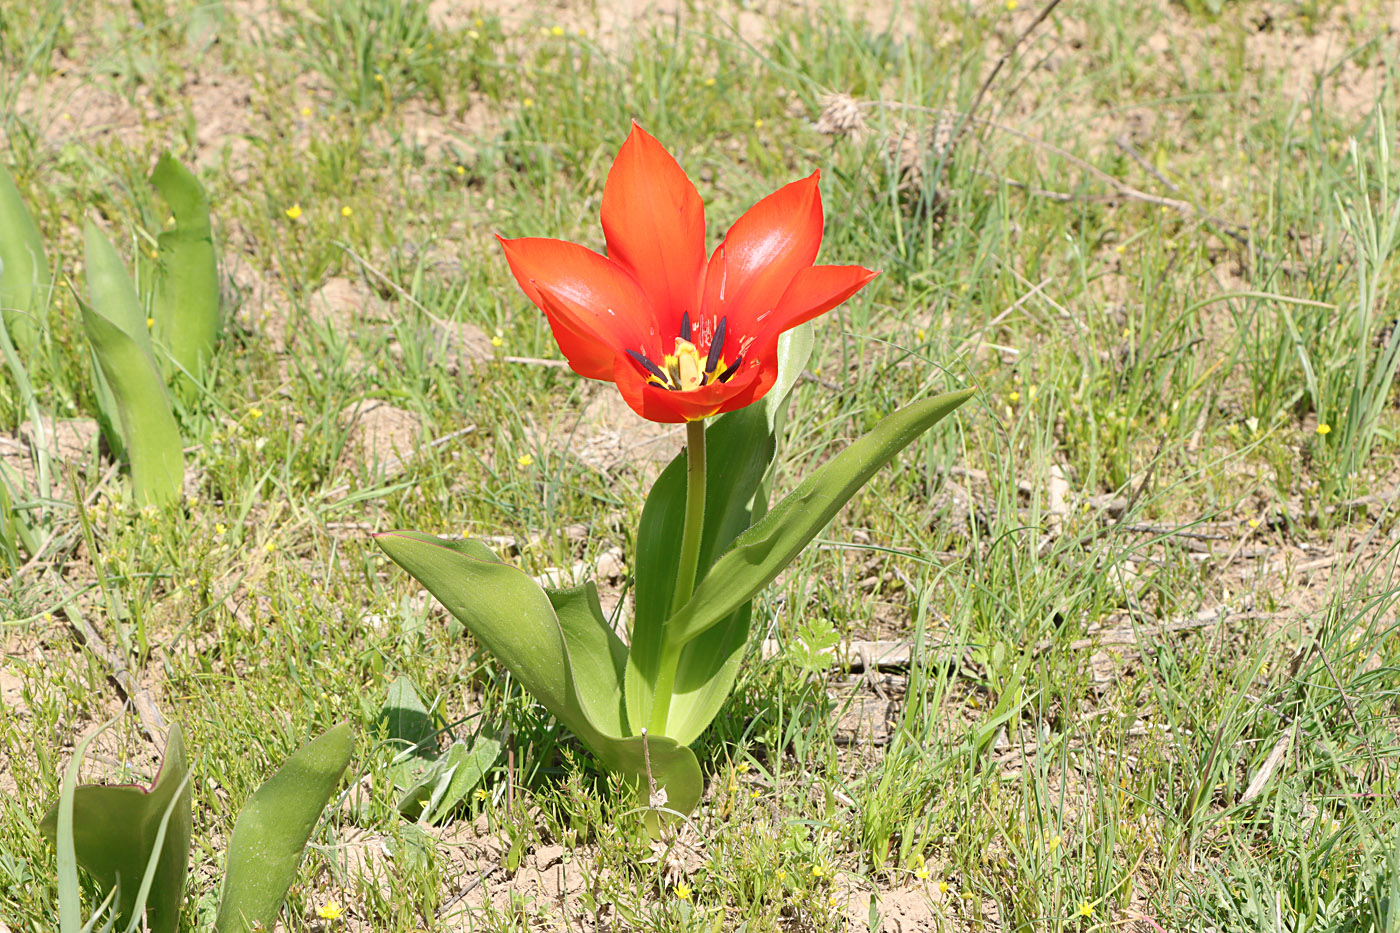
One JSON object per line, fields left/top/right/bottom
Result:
{"left": 149, "top": 154, "right": 220, "bottom": 394}
{"left": 379, "top": 674, "right": 435, "bottom": 756}
{"left": 78, "top": 294, "right": 183, "bottom": 505}
{"left": 626, "top": 326, "right": 812, "bottom": 739}
{"left": 0, "top": 163, "right": 49, "bottom": 355}
{"left": 84, "top": 221, "right": 154, "bottom": 356}
{"left": 41, "top": 723, "right": 193, "bottom": 933}
{"left": 375, "top": 535, "right": 699, "bottom": 819}
{"left": 418, "top": 732, "right": 503, "bottom": 825}
{"left": 214, "top": 722, "right": 352, "bottom": 933}
{"left": 373, "top": 534, "right": 605, "bottom": 745}
{"left": 547, "top": 582, "right": 629, "bottom": 738}
{"left": 667, "top": 387, "right": 975, "bottom": 646}
{"left": 83, "top": 220, "right": 152, "bottom": 459}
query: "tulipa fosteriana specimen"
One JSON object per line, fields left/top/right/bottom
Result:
{"left": 376, "top": 125, "right": 972, "bottom": 826}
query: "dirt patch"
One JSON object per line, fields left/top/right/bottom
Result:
{"left": 378, "top": 95, "right": 501, "bottom": 167}
{"left": 14, "top": 61, "right": 149, "bottom": 150}
{"left": 337, "top": 400, "right": 423, "bottom": 475}
{"left": 569, "top": 385, "right": 684, "bottom": 476}
{"left": 845, "top": 882, "right": 951, "bottom": 931}
{"left": 423, "top": 319, "right": 496, "bottom": 376}
{"left": 19, "top": 417, "right": 100, "bottom": 466}
{"left": 181, "top": 71, "right": 259, "bottom": 176}
{"left": 1245, "top": 2, "right": 1400, "bottom": 121}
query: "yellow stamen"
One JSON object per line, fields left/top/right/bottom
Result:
{"left": 668, "top": 338, "right": 704, "bottom": 390}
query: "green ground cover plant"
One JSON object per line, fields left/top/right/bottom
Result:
{"left": 2, "top": 0, "right": 1400, "bottom": 930}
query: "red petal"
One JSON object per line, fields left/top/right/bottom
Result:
{"left": 769, "top": 264, "right": 878, "bottom": 332}
{"left": 611, "top": 352, "right": 775, "bottom": 423}
{"left": 601, "top": 123, "right": 707, "bottom": 339}
{"left": 498, "top": 235, "right": 656, "bottom": 379}
{"left": 700, "top": 172, "right": 823, "bottom": 339}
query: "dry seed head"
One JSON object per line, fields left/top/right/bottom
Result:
{"left": 814, "top": 93, "right": 868, "bottom": 142}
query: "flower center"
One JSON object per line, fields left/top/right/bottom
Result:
{"left": 626, "top": 314, "right": 744, "bottom": 392}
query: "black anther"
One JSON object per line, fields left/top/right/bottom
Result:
{"left": 717, "top": 355, "right": 743, "bottom": 383}
{"left": 679, "top": 312, "right": 691, "bottom": 342}
{"left": 627, "top": 349, "right": 668, "bottom": 383}
{"left": 705, "top": 317, "right": 727, "bottom": 375}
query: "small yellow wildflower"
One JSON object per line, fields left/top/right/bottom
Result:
{"left": 300, "top": 106, "right": 312, "bottom": 117}
{"left": 523, "top": 97, "right": 535, "bottom": 108}
{"left": 959, "top": 282, "right": 970, "bottom": 292}
{"left": 517, "top": 454, "right": 534, "bottom": 467}
{"left": 285, "top": 204, "right": 303, "bottom": 220}
{"left": 550, "top": 25, "right": 564, "bottom": 36}
{"left": 810, "top": 864, "right": 827, "bottom": 879}
{"left": 263, "top": 541, "right": 276, "bottom": 554}
{"left": 754, "top": 118, "right": 764, "bottom": 129}
{"left": 1006, "top": 0, "right": 1018, "bottom": 8}
{"left": 915, "top": 327, "right": 927, "bottom": 341}
{"left": 1078, "top": 902, "right": 1093, "bottom": 918}
{"left": 340, "top": 205, "right": 353, "bottom": 217}
{"left": 1114, "top": 243, "right": 1126, "bottom": 255}
{"left": 913, "top": 854, "right": 930, "bottom": 880}
{"left": 577, "top": 27, "right": 587, "bottom": 36}
{"left": 146, "top": 316, "right": 155, "bottom": 329}
{"left": 1008, "top": 391, "right": 1020, "bottom": 403}
{"left": 1247, "top": 518, "right": 1261, "bottom": 529}
{"left": 215, "top": 522, "right": 228, "bottom": 536}
{"left": 467, "top": 29, "right": 480, "bottom": 39}
{"left": 374, "top": 73, "right": 384, "bottom": 83}
{"left": 316, "top": 899, "right": 344, "bottom": 921}
{"left": 490, "top": 334, "right": 504, "bottom": 347}
{"left": 736, "top": 761, "right": 750, "bottom": 774}
{"left": 473, "top": 17, "right": 483, "bottom": 27}
{"left": 456, "top": 165, "right": 467, "bottom": 176}
{"left": 249, "top": 407, "right": 263, "bottom": 420}
{"left": 473, "top": 788, "right": 488, "bottom": 801}
{"left": 1316, "top": 423, "right": 1331, "bottom": 435}
{"left": 776, "top": 869, "right": 786, "bottom": 882}
{"left": 704, "top": 77, "right": 716, "bottom": 87}
{"left": 675, "top": 881, "right": 692, "bottom": 901}
{"left": 938, "top": 880, "right": 949, "bottom": 894}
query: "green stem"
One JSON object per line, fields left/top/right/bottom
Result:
{"left": 648, "top": 419, "right": 707, "bottom": 734}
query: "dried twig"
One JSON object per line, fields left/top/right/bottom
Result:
{"left": 61, "top": 604, "right": 167, "bottom": 742}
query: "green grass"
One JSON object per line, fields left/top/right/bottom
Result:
{"left": 3, "top": 0, "right": 1400, "bottom": 930}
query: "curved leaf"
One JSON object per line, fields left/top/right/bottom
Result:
{"left": 214, "top": 722, "right": 352, "bottom": 933}
{"left": 375, "top": 535, "right": 700, "bottom": 819}
{"left": 373, "top": 534, "right": 604, "bottom": 744}
{"left": 0, "top": 163, "right": 49, "bottom": 354}
{"left": 150, "top": 154, "right": 220, "bottom": 393}
{"left": 667, "top": 387, "right": 975, "bottom": 646}
{"left": 41, "top": 723, "right": 193, "bottom": 933}
{"left": 79, "top": 301, "right": 183, "bottom": 505}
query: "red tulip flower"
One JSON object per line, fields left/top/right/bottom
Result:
{"left": 499, "top": 123, "right": 878, "bottom": 423}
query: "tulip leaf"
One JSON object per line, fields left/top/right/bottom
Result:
{"left": 40, "top": 723, "right": 193, "bottom": 933}
{"left": 373, "top": 534, "right": 610, "bottom": 745}
{"left": 81, "top": 220, "right": 183, "bottom": 503}
{"left": 0, "top": 162, "right": 49, "bottom": 355}
{"left": 547, "top": 582, "right": 630, "bottom": 739}
{"left": 626, "top": 326, "right": 812, "bottom": 740}
{"left": 80, "top": 299, "right": 184, "bottom": 505}
{"left": 150, "top": 154, "right": 220, "bottom": 395}
{"left": 375, "top": 534, "right": 699, "bottom": 820}
{"left": 668, "top": 387, "right": 976, "bottom": 646}
{"left": 408, "top": 733, "right": 502, "bottom": 825}
{"left": 214, "top": 722, "right": 352, "bottom": 933}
